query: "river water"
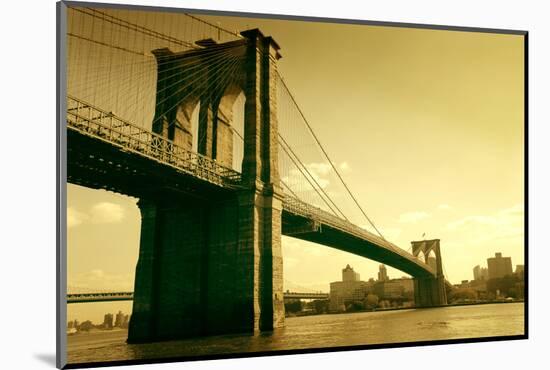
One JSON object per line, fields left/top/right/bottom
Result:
{"left": 67, "top": 303, "right": 524, "bottom": 365}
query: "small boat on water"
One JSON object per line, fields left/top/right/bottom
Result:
{"left": 66, "top": 328, "right": 77, "bottom": 335}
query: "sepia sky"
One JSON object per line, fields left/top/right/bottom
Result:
{"left": 67, "top": 10, "right": 524, "bottom": 323}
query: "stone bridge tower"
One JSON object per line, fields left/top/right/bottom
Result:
{"left": 128, "top": 29, "right": 284, "bottom": 343}
{"left": 411, "top": 239, "right": 448, "bottom": 307}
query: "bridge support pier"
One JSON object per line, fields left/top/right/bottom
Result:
{"left": 127, "top": 190, "right": 284, "bottom": 343}
{"left": 414, "top": 275, "right": 447, "bottom": 307}
{"left": 411, "top": 239, "right": 448, "bottom": 307}
{"left": 128, "top": 28, "right": 285, "bottom": 343}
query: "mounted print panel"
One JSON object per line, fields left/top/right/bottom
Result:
{"left": 57, "top": 1, "right": 527, "bottom": 368}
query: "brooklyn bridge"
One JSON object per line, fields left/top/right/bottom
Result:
{"left": 63, "top": 5, "right": 450, "bottom": 343}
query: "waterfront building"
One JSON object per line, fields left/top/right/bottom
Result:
{"left": 342, "top": 264, "right": 360, "bottom": 281}
{"left": 487, "top": 253, "right": 513, "bottom": 279}
{"left": 330, "top": 265, "right": 415, "bottom": 311}
{"left": 103, "top": 313, "right": 113, "bottom": 329}
{"left": 329, "top": 265, "right": 371, "bottom": 311}
{"left": 473, "top": 265, "right": 489, "bottom": 281}
{"left": 515, "top": 264, "right": 524, "bottom": 277}
{"left": 469, "top": 279, "right": 488, "bottom": 297}
{"left": 374, "top": 278, "right": 414, "bottom": 299}
{"left": 115, "top": 311, "right": 125, "bottom": 327}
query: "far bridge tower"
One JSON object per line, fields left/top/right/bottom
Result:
{"left": 411, "top": 239, "right": 448, "bottom": 307}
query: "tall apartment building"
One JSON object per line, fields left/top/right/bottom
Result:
{"left": 487, "top": 252, "right": 513, "bottom": 279}
{"left": 342, "top": 264, "right": 360, "bottom": 281}
{"left": 377, "top": 264, "right": 389, "bottom": 281}
{"left": 329, "top": 265, "right": 370, "bottom": 312}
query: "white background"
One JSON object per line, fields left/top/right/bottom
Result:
{"left": 0, "top": 0, "right": 547, "bottom": 369}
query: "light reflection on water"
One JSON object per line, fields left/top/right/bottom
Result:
{"left": 67, "top": 303, "right": 524, "bottom": 364}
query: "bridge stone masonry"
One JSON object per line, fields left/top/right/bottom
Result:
{"left": 66, "top": 20, "right": 449, "bottom": 345}
{"left": 128, "top": 29, "right": 285, "bottom": 343}
{"left": 411, "top": 239, "right": 448, "bottom": 307}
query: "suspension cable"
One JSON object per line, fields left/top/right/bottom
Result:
{"left": 277, "top": 72, "right": 386, "bottom": 240}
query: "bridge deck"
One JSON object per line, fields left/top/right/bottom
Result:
{"left": 282, "top": 197, "right": 436, "bottom": 278}
{"left": 67, "top": 96, "right": 242, "bottom": 190}
{"left": 66, "top": 96, "right": 436, "bottom": 279}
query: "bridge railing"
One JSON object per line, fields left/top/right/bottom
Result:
{"left": 67, "top": 96, "right": 242, "bottom": 189}
{"left": 283, "top": 195, "right": 435, "bottom": 274}
{"left": 283, "top": 292, "right": 329, "bottom": 299}
{"left": 66, "top": 292, "right": 134, "bottom": 303}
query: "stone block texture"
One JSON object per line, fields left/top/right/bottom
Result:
{"left": 128, "top": 29, "right": 285, "bottom": 343}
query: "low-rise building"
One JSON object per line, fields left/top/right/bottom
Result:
{"left": 515, "top": 264, "right": 524, "bottom": 278}
{"left": 473, "top": 265, "right": 489, "bottom": 281}
{"left": 374, "top": 278, "right": 414, "bottom": 299}
{"left": 330, "top": 266, "right": 415, "bottom": 311}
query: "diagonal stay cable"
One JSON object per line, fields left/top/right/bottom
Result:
{"left": 277, "top": 72, "right": 386, "bottom": 241}
{"left": 77, "top": 7, "right": 196, "bottom": 49}
{"left": 229, "top": 119, "right": 337, "bottom": 215}
{"left": 278, "top": 134, "right": 348, "bottom": 220}
{"left": 280, "top": 179, "right": 300, "bottom": 199}
{"left": 151, "top": 55, "right": 244, "bottom": 129}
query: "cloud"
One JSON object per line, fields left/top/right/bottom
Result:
{"left": 281, "top": 161, "right": 353, "bottom": 210}
{"left": 282, "top": 161, "right": 351, "bottom": 192}
{"left": 67, "top": 207, "right": 88, "bottom": 228}
{"left": 281, "top": 162, "right": 332, "bottom": 210}
{"left": 500, "top": 203, "right": 524, "bottom": 217}
{"left": 67, "top": 202, "right": 126, "bottom": 228}
{"left": 339, "top": 161, "right": 351, "bottom": 173}
{"left": 444, "top": 204, "right": 524, "bottom": 245}
{"left": 438, "top": 204, "right": 452, "bottom": 210}
{"left": 307, "top": 162, "right": 332, "bottom": 176}
{"left": 445, "top": 204, "right": 523, "bottom": 232}
{"left": 300, "top": 162, "right": 331, "bottom": 190}
{"left": 90, "top": 202, "right": 125, "bottom": 224}
{"left": 398, "top": 211, "right": 430, "bottom": 223}
{"left": 446, "top": 215, "right": 497, "bottom": 230}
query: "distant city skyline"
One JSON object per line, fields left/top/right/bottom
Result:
{"left": 68, "top": 301, "right": 133, "bottom": 325}
{"left": 67, "top": 249, "right": 520, "bottom": 324}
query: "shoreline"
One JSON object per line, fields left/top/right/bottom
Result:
{"left": 287, "top": 299, "right": 524, "bottom": 318}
